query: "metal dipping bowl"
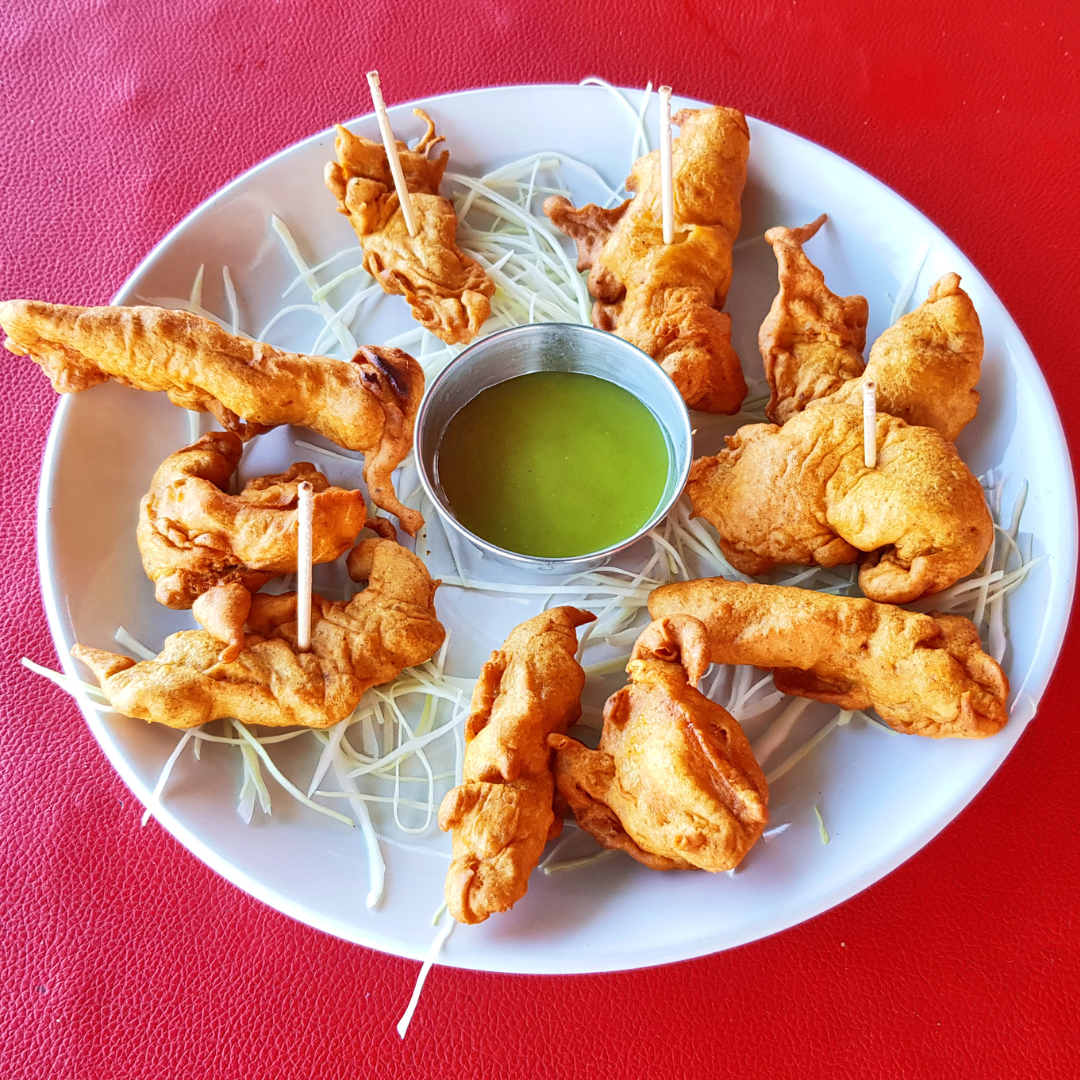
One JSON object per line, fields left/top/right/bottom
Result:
{"left": 415, "top": 322, "right": 693, "bottom": 574}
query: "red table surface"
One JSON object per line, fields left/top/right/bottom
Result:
{"left": 2, "top": 1, "right": 1078, "bottom": 1077}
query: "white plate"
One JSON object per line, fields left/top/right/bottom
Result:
{"left": 38, "top": 84, "right": 1076, "bottom": 974}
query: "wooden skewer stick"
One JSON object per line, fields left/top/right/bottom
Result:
{"left": 366, "top": 70, "right": 419, "bottom": 238}
{"left": 659, "top": 85, "right": 675, "bottom": 245}
{"left": 296, "top": 481, "right": 314, "bottom": 651}
{"left": 863, "top": 379, "right": 878, "bottom": 469}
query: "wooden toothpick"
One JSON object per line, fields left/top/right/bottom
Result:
{"left": 367, "top": 70, "right": 419, "bottom": 238}
{"left": 863, "top": 380, "right": 878, "bottom": 469}
{"left": 659, "top": 85, "right": 674, "bottom": 245}
{"left": 296, "top": 481, "right": 314, "bottom": 651}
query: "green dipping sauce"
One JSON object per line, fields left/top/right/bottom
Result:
{"left": 436, "top": 371, "right": 670, "bottom": 558}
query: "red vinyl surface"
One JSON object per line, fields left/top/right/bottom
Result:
{"left": 2, "top": 1, "right": 1079, "bottom": 1076}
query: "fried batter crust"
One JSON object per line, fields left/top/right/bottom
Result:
{"left": 437, "top": 607, "right": 595, "bottom": 925}
{"left": 325, "top": 110, "right": 495, "bottom": 345}
{"left": 757, "top": 217, "right": 983, "bottom": 439}
{"left": 544, "top": 107, "right": 749, "bottom": 413}
{"left": 687, "top": 403, "right": 992, "bottom": 603}
{"left": 550, "top": 616, "right": 768, "bottom": 871}
{"left": 0, "top": 300, "right": 424, "bottom": 533}
{"left": 814, "top": 273, "right": 983, "bottom": 441}
{"left": 138, "top": 432, "right": 368, "bottom": 610}
{"left": 648, "top": 579, "right": 1009, "bottom": 738}
{"left": 759, "top": 215, "right": 869, "bottom": 424}
{"left": 72, "top": 537, "right": 444, "bottom": 729}
{"left": 191, "top": 582, "right": 252, "bottom": 665}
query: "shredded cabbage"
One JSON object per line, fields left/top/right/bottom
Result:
{"left": 814, "top": 805, "right": 830, "bottom": 845}
{"left": 542, "top": 849, "right": 616, "bottom": 875}
{"left": 396, "top": 911, "right": 454, "bottom": 1039}
{"left": 888, "top": 243, "right": 930, "bottom": 324}
{"left": 761, "top": 823, "right": 791, "bottom": 843}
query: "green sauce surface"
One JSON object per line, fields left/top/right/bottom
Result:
{"left": 436, "top": 371, "right": 670, "bottom": 558}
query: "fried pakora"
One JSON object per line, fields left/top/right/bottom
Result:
{"left": 0, "top": 300, "right": 424, "bottom": 533}
{"left": 138, "top": 431, "right": 368, "bottom": 623}
{"left": 759, "top": 215, "right": 869, "bottom": 424}
{"left": 687, "top": 403, "right": 993, "bottom": 604}
{"left": 550, "top": 616, "right": 768, "bottom": 871}
{"left": 437, "top": 606, "right": 595, "bottom": 925}
{"left": 814, "top": 272, "right": 983, "bottom": 441}
{"left": 72, "top": 534, "right": 444, "bottom": 729}
{"left": 648, "top": 579, "right": 1009, "bottom": 738}
{"left": 758, "top": 217, "right": 983, "bottom": 440}
{"left": 325, "top": 110, "right": 495, "bottom": 345}
{"left": 544, "top": 106, "right": 749, "bottom": 413}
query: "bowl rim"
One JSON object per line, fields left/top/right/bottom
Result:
{"left": 414, "top": 321, "right": 694, "bottom": 568}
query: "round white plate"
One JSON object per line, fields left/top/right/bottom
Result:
{"left": 38, "top": 84, "right": 1076, "bottom": 973}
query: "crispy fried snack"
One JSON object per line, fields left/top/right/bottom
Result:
{"left": 544, "top": 106, "right": 749, "bottom": 413}
{"left": 758, "top": 217, "right": 983, "bottom": 440}
{"left": 138, "top": 430, "right": 368, "bottom": 612}
{"left": 759, "top": 215, "right": 869, "bottom": 424}
{"left": 550, "top": 616, "right": 768, "bottom": 871}
{"left": 0, "top": 300, "right": 424, "bottom": 533}
{"left": 814, "top": 272, "right": 983, "bottom": 441}
{"left": 325, "top": 110, "right": 495, "bottom": 345}
{"left": 648, "top": 579, "right": 1009, "bottom": 738}
{"left": 687, "top": 403, "right": 993, "bottom": 603}
{"left": 71, "top": 535, "right": 444, "bottom": 730}
{"left": 437, "top": 607, "right": 595, "bottom": 925}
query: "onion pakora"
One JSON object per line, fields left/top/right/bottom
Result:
{"left": 437, "top": 606, "right": 595, "bottom": 925}
{"left": 138, "top": 431, "right": 369, "bottom": 660}
{"left": 648, "top": 579, "right": 1009, "bottom": 738}
{"left": 759, "top": 216, "right": 983, "bottom": 440}
{"left": 72, "top": 533, "right": 444, "bottom": 730}
{"left": 0, "top": 300, "right": 424, "bottom": 533}
{"left": 544, "top": 106, "right": 749, "bottom": 413}
{"left": 687, "top": 403, "right": 993, "bottom": 604}
{"left": 550, "top": 616, "right": 768, "bottom": 871}
{"left": 759, "top": 214, "right": 869, "bottom": 424}
{"left": 325, "top": 110, "right": 495, "bottom": 345}
{"left": 814, "top": 272, "right": 983, "bottom": 441}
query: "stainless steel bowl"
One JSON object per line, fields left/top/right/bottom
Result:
{"left": 415, "top": 323, "right": 693, "bottom": 574}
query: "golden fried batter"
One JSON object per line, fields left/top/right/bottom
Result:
{"left": 687, "top": 403, "right": 993, "bottom": 604}
{"left": 72, "top": 536, "right": 444, "bottom": 729}
{"left": 759, "top": 215, "right": 869, "bottom": 424}
{"left": 0, "top": 300, "right": 424, "bottom": 533}
{"left": 191, "top": 582, "right": 252, "bottom": 665}
{"left": 757, "top": 217, "right": 983, "bottom": 439}
{"left": 138, "top": 431, "right": 368, "bottom": 611}
{"left": 325, "top": 110, "right": 495, "bottom": 345}
{"left": 437, "top": 607, "right": 595, "bottom": 925}
{"left": 550, "top": 616, "right": 768, "bottom": 871}
{"left": 648, "top": 579, "right": 1009, "bottom": 738}
{"left": 544, "top": 107, "right": 749, "bottom": 413}
{"left": 814, "top": 273, "right": 983, "bottom": 441}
